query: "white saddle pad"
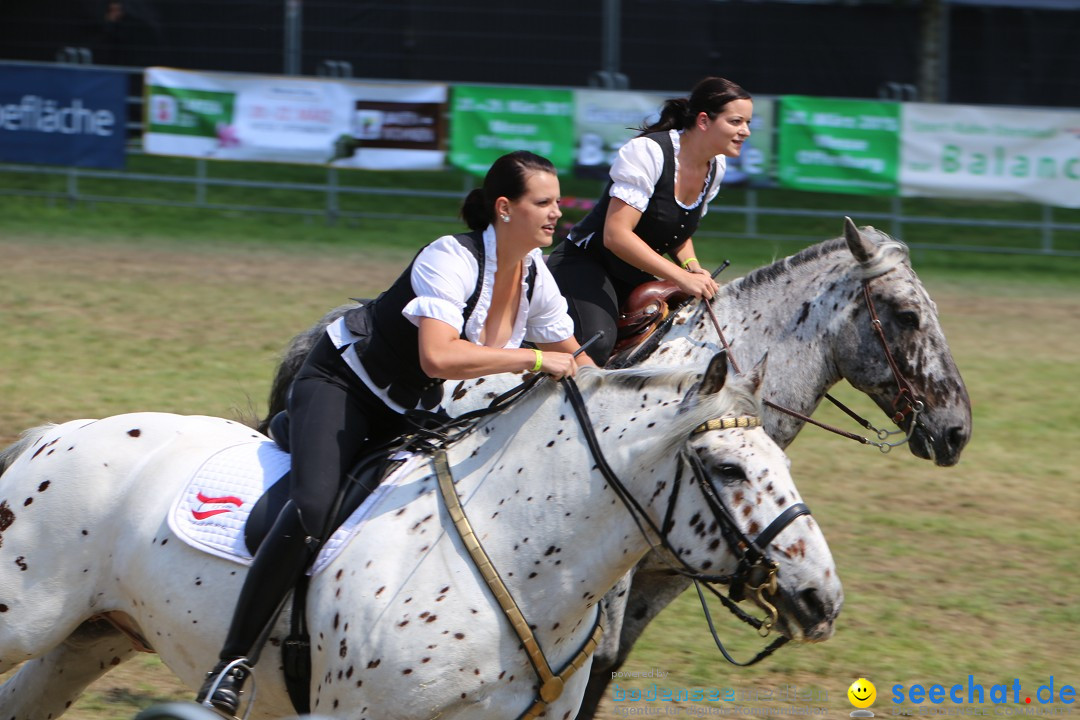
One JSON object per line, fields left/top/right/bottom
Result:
{"left": 167, "top": 440, "right": 423, "bottom": 576}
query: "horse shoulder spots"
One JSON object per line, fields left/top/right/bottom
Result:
{"left": 127, "top": 429, "right": 141, "bottom": 438}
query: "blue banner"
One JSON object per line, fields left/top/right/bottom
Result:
{"left": 0, "top": 66, "right": 127, "bottom": 169}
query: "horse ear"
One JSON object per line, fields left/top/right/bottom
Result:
{"left": 844, "top": 216, "right": 874, "bottom": 265}
{"left": 745, "top": 352, "right": 768, "bottom": 397}
{"left": 698, "top": 350, "right": 729, "bottom": 396}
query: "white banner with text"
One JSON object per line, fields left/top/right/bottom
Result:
{"left": 143, "top": 68, "right": 447, "bottom": 169}
{"left": 900, "top": 103, "right": 1080, "bottom": 208}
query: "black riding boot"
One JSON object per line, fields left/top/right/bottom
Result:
{"left": 196, "top": 501, "right": 317, "bottom": 716}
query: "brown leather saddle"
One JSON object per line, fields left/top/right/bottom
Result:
{"left": 613, "top": 280, "right": 693, "bottom": 354}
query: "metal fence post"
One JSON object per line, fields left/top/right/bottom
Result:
{"left": 1041, "top": 204, "right": 1054, "bottom": 254}
{"left": 196, "top": 158, "right": 207, "bottom": 206}
{"left": 590, "top": 0, "right": 628, "bottom": 89}
{"left": 890, "top": 195, "right": 904, "bottom": 239}
{"left": 326, "top": 166, "right": 339, "bottom": 225}
{"left": 284, "top": 0, "right": 302, "bottom": 76}
{"left": 745, "top": 188, "right": 758, "bottom": 238}
{"left": 66, "top": 167, "right": 79, "bottom": 208}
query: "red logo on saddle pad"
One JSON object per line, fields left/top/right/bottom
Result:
{"left": 192, "top": 491, "right": 243, "bottom": 520}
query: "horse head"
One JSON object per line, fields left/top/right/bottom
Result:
{"left": 836, "top": 218, "right": 972, "bottom": 466}
{"left": 615, "top": 351, "right": 842, "bottom": 643}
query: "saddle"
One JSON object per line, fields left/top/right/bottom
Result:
{"left": 613, "top": 280, "right": 693, "bottom": 355}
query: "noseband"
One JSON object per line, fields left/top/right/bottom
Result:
{"left": 561, "top": 376, "right": 811, "bottom": 665}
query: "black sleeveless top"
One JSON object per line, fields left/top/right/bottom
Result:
{"left": 342, "top": 230, "right": 537, "bottom": 411}
{"left": 564, "top": 131, "right": 718, "bottom": 288}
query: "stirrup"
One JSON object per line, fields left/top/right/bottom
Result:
{"left": 199, "top": 657, "right": 257, "bottom": 720}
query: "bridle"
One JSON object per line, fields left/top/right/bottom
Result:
{"left": 701, "top": 273, "right": 928, "bottom": 453}
{"left": 861, "top": 281, "right": 926, "bottom": 428}
{"left": 560, "top": 375, "right": 811, "bottom": 666}
{"left": 400, "top": 346, "right": 815, "bottom": 667}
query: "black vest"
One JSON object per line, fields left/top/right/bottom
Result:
{"left": 342, "top": 230, "right": 537, "bottom": 411}
{"left": 565, "top": 131, "right": 717, "bottom": 288}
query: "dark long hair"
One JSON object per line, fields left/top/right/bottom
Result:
{"left": 639, "top": 77, "right": 751, "bottom": 135}
{"left": 460, "top": 150, "right": 557, "bottom": 232}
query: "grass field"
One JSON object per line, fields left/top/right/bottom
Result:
{"left": 1, "top": 192, "right": 1078, "bottom": 720}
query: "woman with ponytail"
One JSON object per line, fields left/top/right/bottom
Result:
{"left": 196, "top": 150, "right": 590, "bottom": 716}
{"left": 546, "top": 76, "right": 753, "bottom": 365}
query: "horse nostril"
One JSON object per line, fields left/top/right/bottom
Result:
{"left": 799, "top": 587, "right": 828, "bottom": 620}
{"left": 946, "top": 425, "right": 968, "bottom": 450}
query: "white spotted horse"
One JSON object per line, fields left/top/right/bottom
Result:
{"left": 256, "top": 218, "right": 971, "bottom": 718}
{"left": 0, "top": 352, "right": 842, "bottom": 719}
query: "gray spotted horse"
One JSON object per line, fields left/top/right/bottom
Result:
{"left": 257, "top": 218, "right": 971, "bottom": 718}
{"left": 0, "top": 352, "right": 842, "bottom": 719}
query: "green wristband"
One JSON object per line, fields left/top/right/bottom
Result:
{"left": 531, "top": 348, "right": 543, "bottom": 373}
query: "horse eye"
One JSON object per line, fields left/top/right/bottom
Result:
{"left": 897, "top": 310, "right": 920, "bottom": 329}
{"left": 713, "top": 464, "right": 747, "bottom": 485}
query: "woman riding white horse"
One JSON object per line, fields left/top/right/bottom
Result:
{"left": 0, "top": 352, "right": 841, "bottom": 719}
{"left": 195, "top": 149, "right": 592, "bottom": 714}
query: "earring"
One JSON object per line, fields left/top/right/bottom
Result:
{"left": 501, "top": 214, "right": 510, "bottom": 223}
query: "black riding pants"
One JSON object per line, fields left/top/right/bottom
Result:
{"left": 287, "top": 331, "right": 411, "bottom": 539}
{"left": 546, "top": 241, "right": 636, "bottom": 366}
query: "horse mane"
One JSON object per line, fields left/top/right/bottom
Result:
{"left": 617, "top": 227, "right": 911, "bottom": 369}
{"left": 570, "top": 364, "right": 763, "bottom": 471}
{"left": 0, "top": 424, "right": 54, "bottom": 478}
{"left": 735, "top": 228, "right": 910, "bottom": 294}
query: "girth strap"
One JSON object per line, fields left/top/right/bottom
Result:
{"left": 433, "top": 450, "right": 604, "bottom": 719}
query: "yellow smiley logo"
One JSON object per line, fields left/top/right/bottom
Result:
{"left": 848, "top": 678, "right": 877, "bottom": 708}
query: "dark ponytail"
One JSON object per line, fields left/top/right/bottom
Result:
{"left": 639, "top": 77, "right": 751, "bottom": 135}
{"left": 643, "top": 98, "right": 692, "bottom": 134}
{"left": 459, "top": 188, "right": 489, "bottom": 232}
{"left": 459, "top": 150, "right": 558, "bottom": 232}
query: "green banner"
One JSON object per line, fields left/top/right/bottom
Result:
{"left": 449, "top": 85, "right": 575, "bottom": 176}
{"left": 146, "top": 86, "right": 235, "bottom": 138}
{"left": 778, "top": 96, "right": 900, "bottom": 195}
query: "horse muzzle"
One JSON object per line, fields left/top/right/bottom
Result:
{"left": 908, "top": 411, "right": 970, "bottom": 467}
{"left": 769, "top": 579, "right": 844, "bottom": 643}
